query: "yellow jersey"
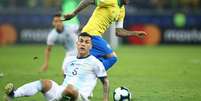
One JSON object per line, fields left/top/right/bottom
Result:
{"left": 116, "top": 6, "right": 125, "bottom": 22}
{"left": 97, "top": 0, "right": 117, "bottom": 7}
{"left": 81, "top": 0, "right": 125, "bottom": 36}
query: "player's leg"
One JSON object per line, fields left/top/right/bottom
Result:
{"left": 90, "top": 36, "right": 117, "bottom": 70}
{"left": 61, "top": 84, "right": 78, "bottom": 101}
{"left": 103, "top": 51, "right": 118, "bottom": 70}
{"left": 4, "top": 79, "right": 52, "bottom": 101}
{"left": 80, "top": 6, "right": 118, "bottom": 70}
{"left": 99, "top": 52, "right": 117, "bottom": 70}
{"left": 61, "top": 84, "right": 86, "bottom": 101}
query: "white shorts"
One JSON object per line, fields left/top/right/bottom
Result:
{"left": 44, "top": 80, "right": 65, "bottom": 101}
{"left": 44, "top": 80, "right": 86, "bottom": 101}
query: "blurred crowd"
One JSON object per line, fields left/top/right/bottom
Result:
{"left": 131, "top": 0, "right": 201, "bottom": 10}
{"left": 0, "top": 0, "right": 61, "bottom": 9}
{"left": 0, "top": 0, "right": 200, "bottom": 10}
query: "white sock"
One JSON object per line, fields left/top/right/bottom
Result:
{"left": 14, "top": 80, "right": 42, "bottom": 97}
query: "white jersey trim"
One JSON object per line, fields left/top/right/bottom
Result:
{"left": 116, "top": 21, "right": 124, "bottom": 28}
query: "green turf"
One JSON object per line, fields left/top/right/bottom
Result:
{"left": 0, "top": 44, "right": 201, "bottom": 101}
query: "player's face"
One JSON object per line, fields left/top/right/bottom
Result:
{"left": 77, "top": 36, "right": 92, "bottom": 57}
{"left": 123, "top": 0, "right": 129, "bottom": 5}
{"left": 52, "top": 16, "right": 63, "bottom": 29}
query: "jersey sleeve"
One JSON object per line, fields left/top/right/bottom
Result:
{"left": 47, "top": 30, "right": 57, "bottom": 45}
{"left": 116, "top": 6, "right": 125, "bottom": 28}
{"left": 94, "top": 60, "right": 107, "bottom": 77}
{"left": 62, "top": 57, "right": 68, "bottom": 75}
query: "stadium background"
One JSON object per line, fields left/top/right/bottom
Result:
{"left": 0, "top": 0, "right": 201, "bottom": 101}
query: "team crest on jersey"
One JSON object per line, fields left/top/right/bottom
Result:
{"left": 69, "top": 60, "right": 81, "bottom": 67}
{"left": 70, "top": 63, "right": 75, "bottom": 66}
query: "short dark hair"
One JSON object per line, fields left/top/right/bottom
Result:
{"left": 53, "top": 13, "right": 62, "bottom": 17}
{"left": 79, "top": 32, "right": 92, "bottom": 38}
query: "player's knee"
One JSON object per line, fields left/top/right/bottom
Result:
{"left": 64, "top": 84, "right": 78, "bottom": 96}
{"left": 112, "top": 56, "right": 118, "bottom": 63}
{"left": 106, "top": 52, "right": 117, "bottom": 58}
{"left": 41, "top": 79, "right": 52, "bottom": 93}
{"left": 108, "top": 53, "right": 118, "bottom": 63}
{"left": 110, "top": 56, "right": 118, "bottom": 65}
{"left": 110, "top": 52, "right": 118, "bottom": 64}
{"left": 63, "top": 84, "right": 79, "bottom": 100}
{"left": 103, "top": 56, "right": 118, "bottom": 71}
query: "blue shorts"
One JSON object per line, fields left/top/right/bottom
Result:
{"left": 90, "top": 36, "right": 113, "bottom": 58}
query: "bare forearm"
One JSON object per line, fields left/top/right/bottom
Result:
{"left": 44, "top": 47, "right": 51, "bottom": 64}
{"left": 102, "top": 78, "right": 109, "bottom": 101}
{"left": 116, "top": 28, "right": 147, "bottom": 39}
{"left": 63, "top": 0, "right": 94, "bottom": 20}
{"left": 116, "top": 28, "right": 136, "bottom": 37}
{"left": 73, "top": 0, "right": 94, "bottom": 15}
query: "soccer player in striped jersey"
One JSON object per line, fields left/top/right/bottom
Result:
{"left": 4, "top": 32, "right": 109, "bottom": 101}
{"left": 63, "top": 0, "right": 147, "bottom": 71}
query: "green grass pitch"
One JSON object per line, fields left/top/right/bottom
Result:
{"left": 0, "top": 44, "right": 201, "bottom": 101}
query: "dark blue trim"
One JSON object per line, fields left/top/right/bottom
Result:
{"left": 77, "top": 55, "right": 91, "bottom": 59}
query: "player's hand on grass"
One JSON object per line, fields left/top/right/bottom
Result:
{"left": 40, "top": 63, "right": 48, "bottom": 72}
{"left": 134, "top": 31, "right": 148, "bottom": 39}
{"left": 63, "top": 13, "right": 76, "bottom": 21}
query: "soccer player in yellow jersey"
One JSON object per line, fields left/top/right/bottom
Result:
{"left": 63, "top": 0, "right": 147, "bottom": 70}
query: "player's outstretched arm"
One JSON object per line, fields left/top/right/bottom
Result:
{"left": 116, "top": 28, "right": 148, "bottom": 39}
{"left": 99, "top": 77, "right": 109, "bottom": 101}
{"left": 40, "top": 45, "right": 52, "bottom": 72}
{"left": 63, "top": 0, "right": 94, "bottom": 21}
